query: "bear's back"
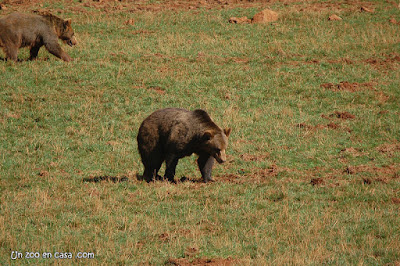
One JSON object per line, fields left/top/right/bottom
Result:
{"left": 0, "top": 13, "right": 52, "bottom": 36}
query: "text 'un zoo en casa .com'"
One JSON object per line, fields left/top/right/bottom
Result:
{"left": 11, "top": 251, "right": 95, "bottom": 260}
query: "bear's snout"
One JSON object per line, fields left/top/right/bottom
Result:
{"left": 214, "top": 150, "right": 227, "bottom": 164}
{"left": 67, "top": 36, "right": 77, "bottom": 46}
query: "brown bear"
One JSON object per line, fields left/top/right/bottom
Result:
{"left": 137, "top": 108, "right": 231, "bottom": 183}
{"left": 0, "top": 11, "right": 77, "bottom": 62}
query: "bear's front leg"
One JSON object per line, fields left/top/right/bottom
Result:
{"left": 44, "top": 41, "right": 72, "bottom": 62}
{"left": 164, "top": 155, "right": 179, "bottom": 183}
{"left": 4, "top": 45, "right": 18, "bottom": 61}
{"left": 198, "top": 155, "right": 215, "bottom": 183}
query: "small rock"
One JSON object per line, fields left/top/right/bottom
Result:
{"left": 328, "top": 14, "right": 342, "bottom": 21}
{"left": 252, "top": 9, "right": 278, "bottom": 24}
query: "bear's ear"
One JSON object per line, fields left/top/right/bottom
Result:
{"left": 224, "top": 128, "right": 232, "bottom": 137}
{"left": 64, "top": 18, "right": 72, "bottom": 26}
{"left": 202, "top": 130, "right": 213, "bottom": 141}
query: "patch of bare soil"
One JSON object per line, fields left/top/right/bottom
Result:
{"left": 330, "top": 111, "right": 355, "bottom": 120}
{"left": 389, "top": 18, "right": 400, "bottom": 25}
{"left": 148, "top": 86, "right": 166, "bottom": 95}
{"left": 228, "top": 16, "right": 251, "bottom": 24}
{"left": 240, "top": 153, "right": 270, "bottom": 162}
{"left": 392, "top": 198, "right": 400, "bottom": 204}
{"left": 296, "top": 122, "right": 350, "bottom": 132}
{"left": 365, "top": 53, "right": 400, "bottom": 69}
{"left": 38, "top": 170, "right": 50, "bottom": 177}
{"left": 310, "top": 178, "right": 324, "bottom": 186}
{"left": 344, "top": 164, "right": 400, "bottom": 182}
{"left": 376, "top": 142, "right": 400, "bottom": 157}
{"left": 340, "top": 147, "right": 366, "bottom": 157}
{"left": 167, "top": 257, "right": 236, "bottom": 266}
{"left": 320, "top": 81, "right": 375, "bottom": 92}
{"left": 215, "top": 164, "right": 281, "bottom": 184}
{"left": 82, "top": 175, "right": 129, "bottom": 183}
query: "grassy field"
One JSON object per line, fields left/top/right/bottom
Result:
{"left": 1, "top": 0, "right": 400, "bottom": 264}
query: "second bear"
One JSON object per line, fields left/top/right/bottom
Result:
{"left": 0, "top": 12, "right": 77, "bottom": 62}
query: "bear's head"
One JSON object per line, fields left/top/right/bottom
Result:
{"left": 202, "top": 128, "right": 232, "bottom": 163}
{"left": 60, "top": 19, "right": 77, "bottom": 47}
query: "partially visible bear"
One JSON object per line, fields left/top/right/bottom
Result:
{"left": 0, "top": 12, "right": 77, "bottom": 62}
{"left": 137, "top": 108, "right": 231, "bottom": 183}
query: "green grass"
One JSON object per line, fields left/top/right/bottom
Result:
{"left": 1, "top": 0, "right": 400, "bottom": 264}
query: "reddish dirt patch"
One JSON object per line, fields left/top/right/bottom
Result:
{"left": 240, "top": 153, "right": 270, "bottom": 162}
{"left": 228, "top": 16, "right": 251, "bottom": 24}
{"left": 392, "top": 198, "right": 400, "bottom": 204}
{"left": 216, "top": 165, "right": 282, "bottom": 184}
{"left": 365, "top": 53, "right": 400, "bottom": 69}
{"left": 297, "top": 122, "right": 348, "bottom": 132}
{"left": 344, "top": 164, "right": 400, "bottom": 181}
{"left": 82, "top": 175, "right": 129, "bottom": 183}
{"left": 38, "top": 170, "right": 49, "bottom": 177}
{"left": 256, "top": 164, "right": 279, "bottom": 178}
{"left": 297, "top": 123, "right": 314, "bottom": 130}
{"left": 320, "top": 81, "right": 375, "bottom": 92}
{"left": 148, "top": 86, "right": 166, "bottom": 95}
{"left": 378, "top": 110, "right": 389, "bottom": 115}
{"left": 159, "top": 233, "right": 170, "bottom": 242}
{"left": 376, "top": 143, "right": 400, "bottom": 157}
{"left": 310, "top": 178, "right": 324, "bottom": 186}
{"left": 231, "top": 57, "right": 249, "bottom": 64}
{"left": 216, "top": 173, "right": 244, "bottom": 184}
{"left": 363, "top": 177, "right": 372, "bottom": 185}
{"left": 340, "top": 147, "right": 366, "bottom": 157}
{"left": 389, "top": 18, "right": 399, "bottom": 25}
{"left": 326, "top": 122, "right": 340, "bottom": 129}
{"left": 167, "top": 257, "right": 236, "bottom": 266}
{"left": 330, "top": 111, "right": 355, "bottom": 120}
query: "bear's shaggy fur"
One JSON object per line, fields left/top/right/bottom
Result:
{"left": 0, "top": 12, "right": 76, "bottom": 61}
{"left": 137, "top": 108, "right": 231, "bottom": 183}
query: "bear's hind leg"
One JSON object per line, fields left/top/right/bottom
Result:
{"left": 143, "top": 167, "right": 155, "bottom": 183}
{"left": 142, "top": 152, "right": 163, "bottom": 183}
{"left": 198, "top": 155, "right": 215, "bottom": 183}
{"left": 164, "top": 155, "right": 179, "bottom": 183}
{"left": 29, "top": 45, "right": 41, "bottom": 60}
